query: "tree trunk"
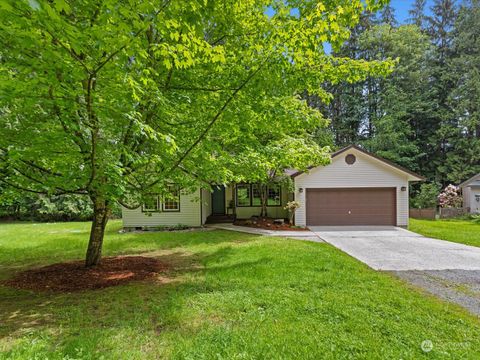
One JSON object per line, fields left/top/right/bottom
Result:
{"left": 288, "top": 211, "right": 294, "bottom": 225}
{"left": 85, "top": 197, "right": 110, "bottom": 267}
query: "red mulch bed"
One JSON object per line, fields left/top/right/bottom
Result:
{"left": 234, "top": 217, "right": 309, "bottom": 231}
{"left": 2, "top": 256, "right": 170, "bottom": 293}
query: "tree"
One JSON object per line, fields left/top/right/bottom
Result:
{"left": 0, "top": 191, "right": 96, "bottom": 221}
{"left": 443, "top": 0, "right": 480, "bottom": 183}
{"left": 359, "top": 24, "right": 432, "bottom": 171}
{"left": 425, "top": 0, "right": 458, "bottom": 184}
{"left": 411, "top": 182, "right": 440, "bottom": 209}
{"left": 237, "top": 135, "right": 331, "bottom": 218}
{"left": 0, "top": 0, "right": 392, "bottom": 266}
{"left": 314, "top": 0, "right": 478, "bottom": 189}
{"left": 408, "top": 0, "right": 427, "bottom": 29}
{"left": 380, "top": 4, "right": 398, "bottom": 27}
{"left": 317, "top": 11, "right": 381, "bottom": 147}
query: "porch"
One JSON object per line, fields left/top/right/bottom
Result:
{"left": 205, "top": 183, "right": 291, "bottom": 224}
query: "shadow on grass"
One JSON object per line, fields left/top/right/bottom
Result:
{"left": 106, "top": 229, "right": 257, "bottom": 252}
{"left": 0, "top": 243, "right": 271, "bottom": 356}
{"left": 0, "top": 228, "right": 257, "bottom": 276}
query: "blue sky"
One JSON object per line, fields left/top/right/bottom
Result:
{"left": 266, "top": 1, "right": 435, "bottom": 23}
{"left": 265, "top": 1, "right": 436, "bottom": 52}
{"left": 390, "top": 0, "right": 434, "bottom": 23}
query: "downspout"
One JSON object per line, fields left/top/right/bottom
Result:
{"left": 292, "top": 177, "right": 295, "bottom": 225}
{"left": 200, "top": 188, "right": 203, "bottom": 225}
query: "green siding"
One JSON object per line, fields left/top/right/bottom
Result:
{"left": 232, "top": 184, "right": 290, "bottom": 219}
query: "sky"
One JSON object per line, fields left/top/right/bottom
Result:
{"left": 265, "top": 1, "right": 436, "bottom": 24}
{"left": 265, "top": 1, "right": 437, "bottom": 53}
{"left": 389, "top": 0, "right": 434, "bottom": 24}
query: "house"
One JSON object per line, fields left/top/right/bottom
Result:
{"left": 122, "top": 145, "right": 424, "bottom": 229}
{"left": 459, "top": 173, "right": 480, "bottom": 214}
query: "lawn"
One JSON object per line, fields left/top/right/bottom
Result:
{"left": 1, "top": 221, "right": 479, "bottom": 359}
{"left": 410, "top": 218, "right": 480, "bottom": 247}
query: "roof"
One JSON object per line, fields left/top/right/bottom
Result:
{"left": 459, "top": 173, "right": 480, "bottom": 188}
{"left": 290, "top": 144, "right": 425, "bottom": 181}
{"left": 283, "top": 169, "right": 298, "bottom": 177}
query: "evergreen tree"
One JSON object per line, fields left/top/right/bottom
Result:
{"left": 408, "top": 0, "right": 427, "bottom": 29}
{"left": 426, "top": 0, "right": 458, "bottom": 184}
{"left": 360, "top": 25, "right": 431, "bottom": 171}
{"left": 380, "top": 4, "right": 398, "bottom": 27}
{"left": 443, "top": 0, "right": 480, "bottom": 183}
{"left": 427, "top": 0, "right": 456, "bottom": 62}
{"left": 319, "top": 12, "right": 380, "bottom": 147}
{"left": 314, "top": 1, "right": 479, "bottom": 188}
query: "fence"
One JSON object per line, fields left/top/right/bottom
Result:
{"left": 409, "top": 208, "right": 436, "bottom": 220}
{"left": 439, "top": 207, "right": 469, "bottom": 219}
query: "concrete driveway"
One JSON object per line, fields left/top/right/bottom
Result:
{"left": 311, "top": 226, "right": 480, "bottom": 271}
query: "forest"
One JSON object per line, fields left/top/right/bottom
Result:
{"left": 314, "top": 0, "right": 480, "bottom": 187}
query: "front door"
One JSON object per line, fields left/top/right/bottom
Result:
{"left": 212, "top": 186, "right": 226, "bottom": 215}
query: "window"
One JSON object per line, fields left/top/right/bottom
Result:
{"left": 162, "top": 185, "right": 180, "bottom": 211}
{"left": 252, "top": 184, "right": 262, "bottom": 206}
{"left": 142, "top": 195, "right": 159, "bottom": 212}
{"left": 235, "top": 184, "right": 282, "bottom": 207}
{"left": 236, "top": 184, "right": 251, "bottom": 206}
{"left": 267, "top": 185, "right": 281, "bottom": 206}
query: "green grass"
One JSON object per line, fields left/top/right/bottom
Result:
{"left": 1, "top": 221, "right": 479, "bottom": 359}
{"left": 409, "top": 218, "right": 480, "bottom": 247}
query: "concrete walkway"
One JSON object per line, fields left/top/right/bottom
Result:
{"left": 311, "top": 226, "right": 480, "bottom": 271}
{"left": 207, "top": 223, "right": 323, "bottom": 242}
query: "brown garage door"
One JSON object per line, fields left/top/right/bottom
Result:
{"left": 306, "top": 188, "right": 396, "bottom": 226}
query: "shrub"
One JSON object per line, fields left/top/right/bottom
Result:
{"left": 0, "top": 193, "right": 121, "bottom": 222}
{"left": 411, "top": 183, "right": 440, "bottom": 209}
{"left": 438, "top": 184, "right": 463, "bottom": 208}
{"left": 147, "top": 224, "right": 191, "bottom": 231}
{"left": 458, "top": 214, "right": 480, "bottom": 223}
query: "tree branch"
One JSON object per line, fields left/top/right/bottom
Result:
{"left": 0, "top": 178, "right": 48, "bottom": 195}
{"left": 164, "top": 85, "right": 238, "bottom": 92}
{"left": 164, "top": 68, "right": 174, "bottom": 88}
{"left": 145, "top": 60, "right": 268, "bottom": 189}
{"left": 0, "top": 173, "right": 88, "bottom": 195}
{"left": 93, "top": 0, "right": 172, "bottom": 74}
{"left": 44, "top": 29, "right": 92, "bottom": 74}
{"left": 0, "top": 147, "right": 64, "bottom": 177}
{"left": 168, "top": 63, "right": 266, "bottom": 172}
{"left": 117, "top": 198, "right": 142, "bottom": 210}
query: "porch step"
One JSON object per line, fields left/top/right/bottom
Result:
{"left": 206, "top": 215, "right": 236, "bottom": 224}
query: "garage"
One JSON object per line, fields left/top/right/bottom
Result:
{"left": 292, "top": 145, "right": 425, "bottom": 228}
{"left": 305, "top": 188, "right": 396, "bottom": 226}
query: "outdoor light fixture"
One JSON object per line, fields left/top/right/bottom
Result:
{"left": 299, "top": 188, "right": 304, "bottom": 193}
{"left": 401, "top": 186, "right": 407, "bottom": 191}
{"left": 476, "top": 195, "right": 480, "bottom": 202}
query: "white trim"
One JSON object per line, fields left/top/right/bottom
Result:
{"left": 459, "top": 173, "right": 480, "bottom": 188}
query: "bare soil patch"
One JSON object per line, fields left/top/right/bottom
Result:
{"left": 234, "top": 217, "right": 308, "bottom": 231}
{"left": 2, "top": 256, "right": 170, "bottom": 293}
